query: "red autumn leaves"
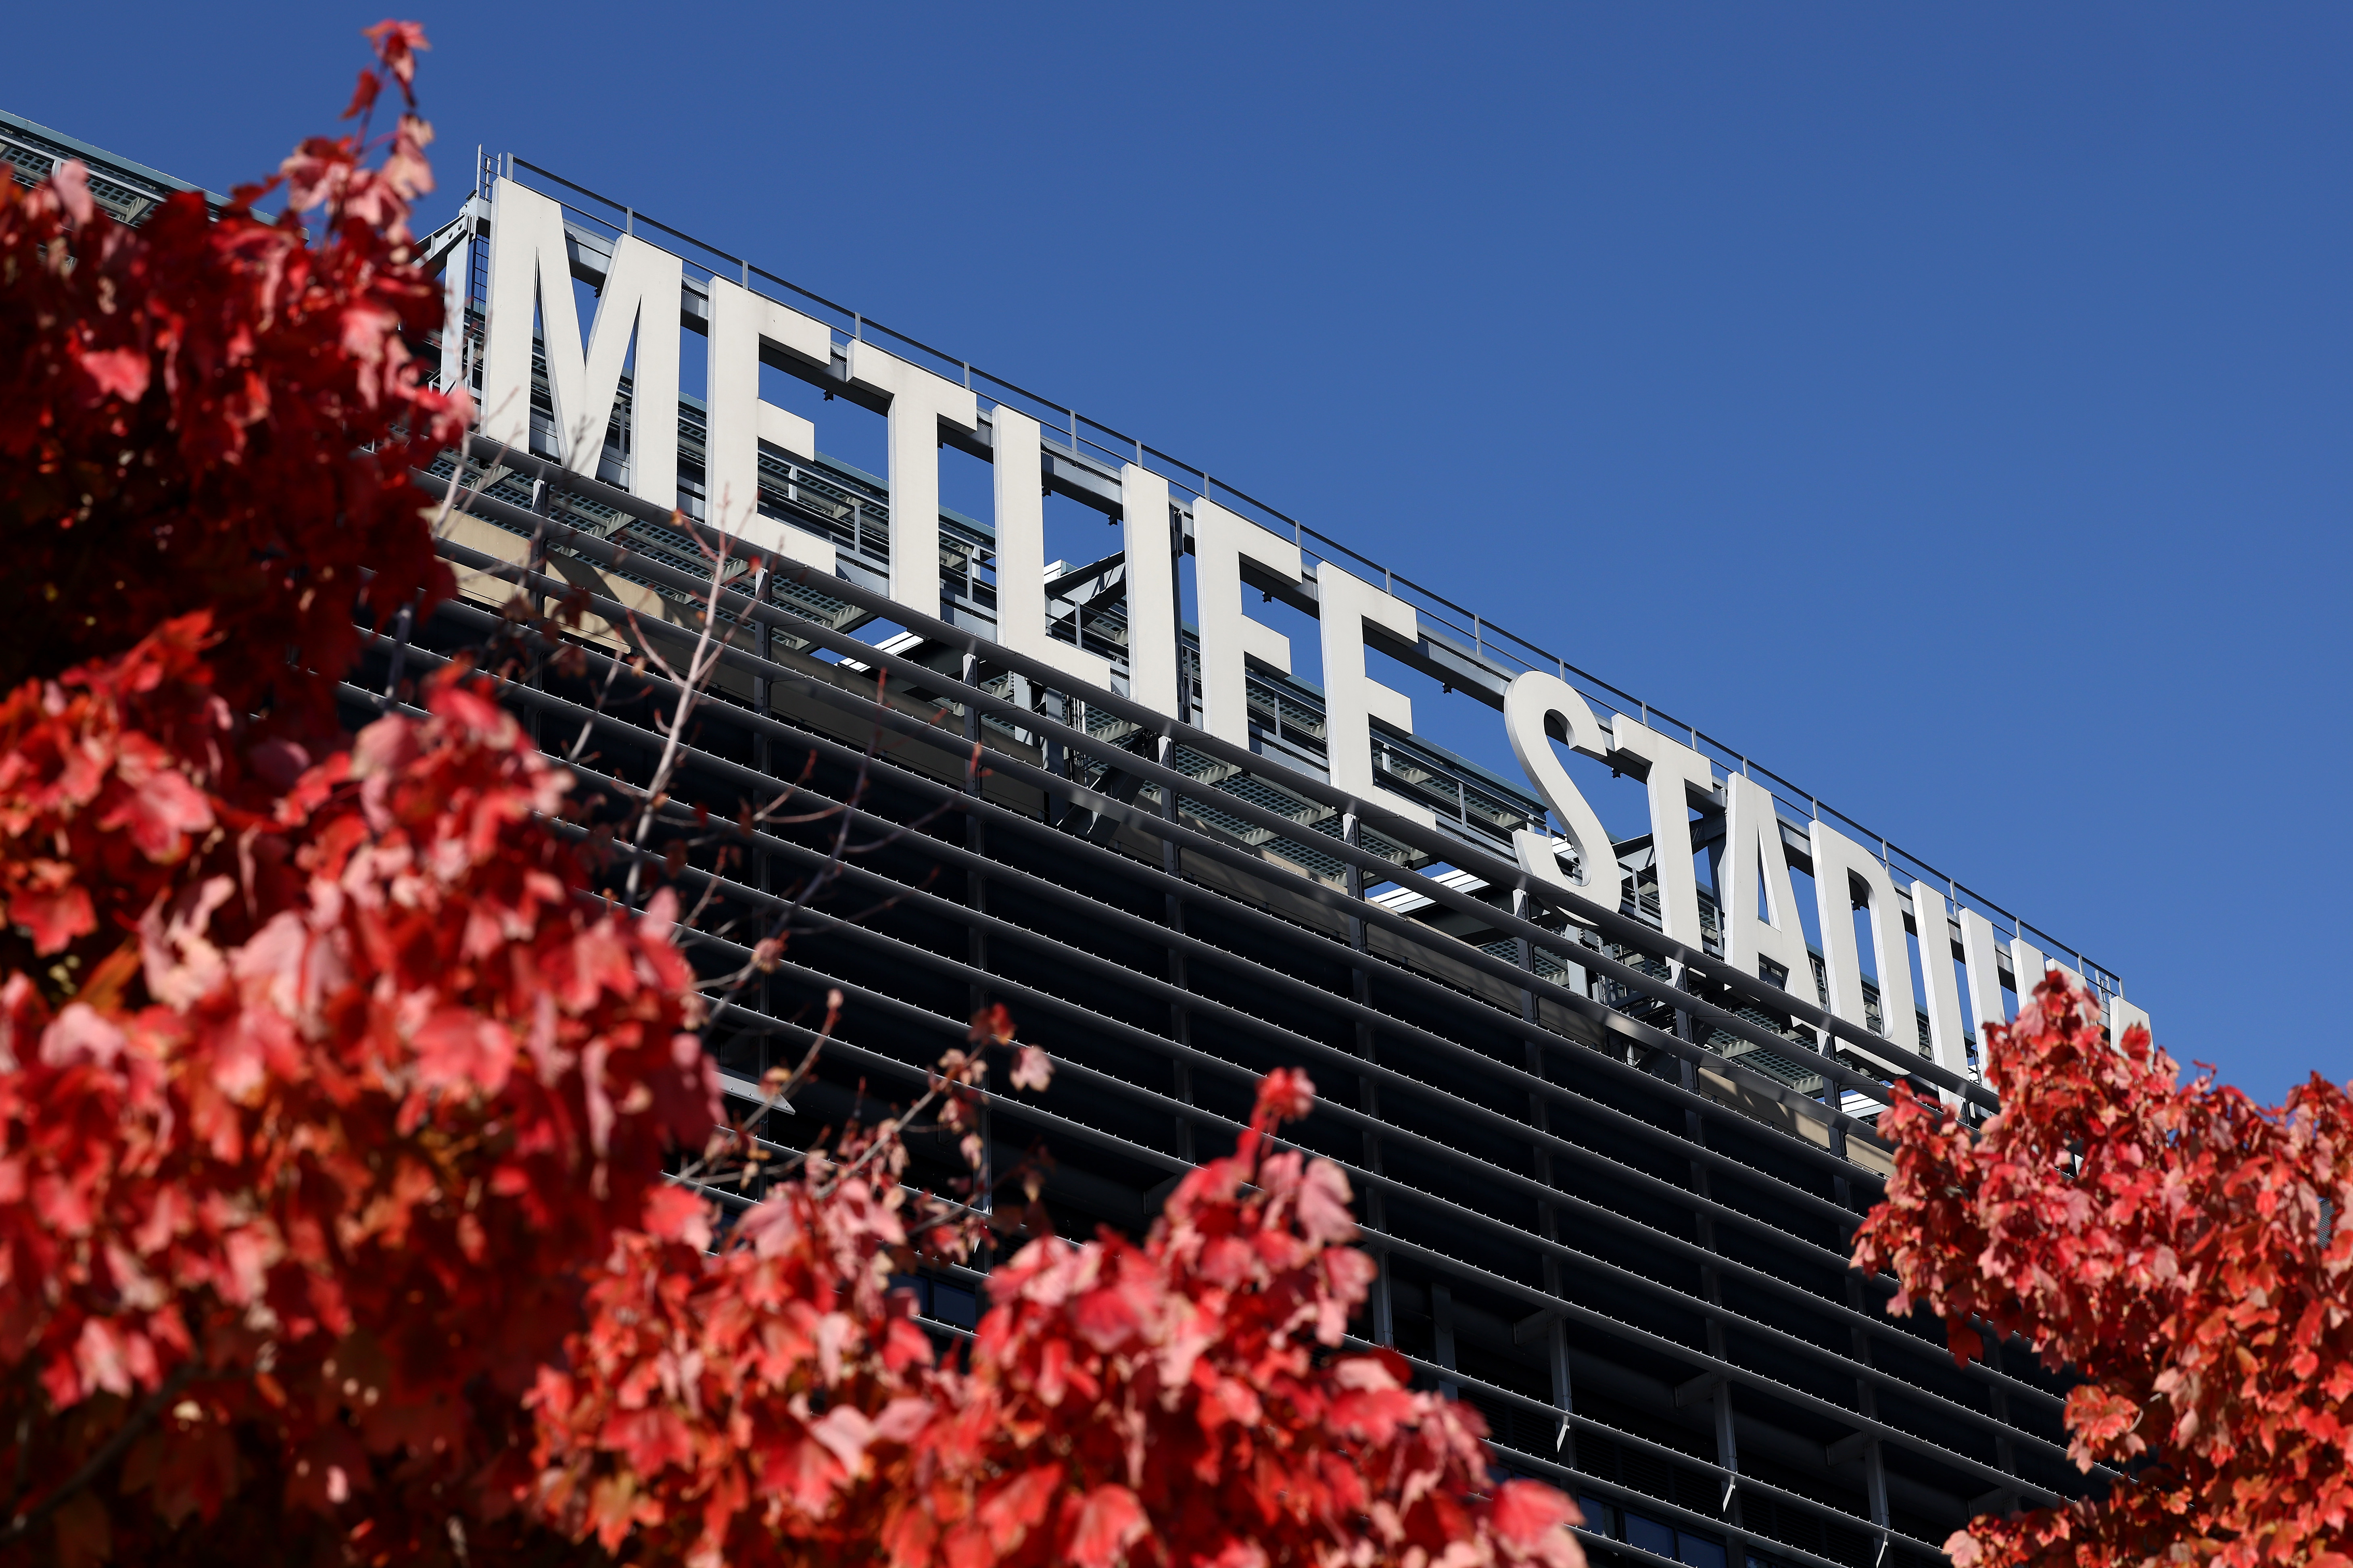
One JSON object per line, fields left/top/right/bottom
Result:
{"left": 0, "top": 23, "right": 712, "bottom": 1563}
{"left": 0, "top": 620, "right": 716, "bottom": 1561}
{"left": 0, "top": 12, "right": 457, "bottom": 740}
{"left": 531, "top": 1070, "right": 1584, "bottom": 1568}
{"left": 1855, "top": 975, "right": 2353, "bottom": 1568}
{"left": 0, "top": 21, "right": 1589, "bottom": 1568}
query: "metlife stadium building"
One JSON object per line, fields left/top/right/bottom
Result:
{"left": 3, "top": 108, "right": 2148, "bottom": 1568}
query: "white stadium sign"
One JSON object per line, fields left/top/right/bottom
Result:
{"left": 470, "top": 175, "right": 2150, "bottom": 1076}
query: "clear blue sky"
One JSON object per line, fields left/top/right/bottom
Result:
{"left": 7, "top": 4, "right": 2345, "bottom": 1103}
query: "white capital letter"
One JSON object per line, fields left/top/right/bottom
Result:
{"left": 2010, "top": 935, "right": 2052, "bottom": 1005}
{"left": 1502, "top": 671, "right": 1620, "bottom": 906}
{"left": 1909, "top": 881, "right": 1972, "bottom": 1091}
{"left": 1193, "top": 499, "right": 1301, "bottom": 748}
{"left": 1721, "top": 774, "right": 1814, "bottom": 986}
{"left": 1957, "top": 906, "right": 2011, "bottom": 1039}
{"left": 847, "top": 342, "right": 978, "bottom": 619}
{"left": 1807, "top": 819, "right": 1920, "bottom": 1055}
{"left": 1314, "top": 565, "right": 1435, "bottom": 827}
{"left": 482, "top": 178, "right": 680, "bottom": 508}
{"left": 1119, "top": 465, "right": 1182, "bottom": 718}
{"left": 1606, "top": 719, "right": 1717, "bottom": 951}
{"left": 2012, "top": 936, "right": 2087, "bottom": 1008}
{"left": 989, "top": 409, "right": 1112, "bottom": 690}
{"left": 704, "top": 277, "right": 834, "bottom": 569}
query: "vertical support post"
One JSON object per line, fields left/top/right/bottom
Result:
{"left": 1843, "top": 1272, "right": 1894, "bottom": 1558}
{"left": 526, "top": 473, "right": 552, "bottom": 601}
{"left": 524, "top": 475, "right": 554, "bottom": 745}
{"left": 959, "top": 650, "right": 993, "bottom": 1258}
{"left": 1679, "top": 1058, "right": 1755, "bottom": 1560}
{"left": 1430, "top": 1283, "right": 1459, "bottom": 1399}
{"left": 748, "top": 562, "right": 774, "bottom": 1059}
{"left": 1514, "top": 890, "right": 1577, "bottom": 1465}
{"left": 1157, "top": 734, "right": 1194, "bottom": 1164}
{"left": 1344, "top": 809, "right": 1393, "bottom": 1347}
{"left": 1670, "top": 955, "right": 1698, "bottom": 1046}
{"left": 748, "top": 561, "right": 771, "bottom": 776}
{"left": 1827, "top": 1116, "right": 1900, "bottom": 1549}
{"left": 1983, "top": 1340, "right": 2023, "bottom": 1518}
{"left": 1039, "top": 687, "right": 1067, "bottom": 829}
{"left": 1829, "top": 1119, "right": 1857, "bottom": 1212}
{"left": 381, "top": 594, "right": 419, "bottom": 711}
{"left": 960, "top": 651, "right": 990, "bottom": 992}
{"left": 725, "top": 561, "right": 768, "bottom": 1055}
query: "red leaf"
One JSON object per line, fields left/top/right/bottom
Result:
{"left": 75, "top": 347, "right": 151, "bottom": 403}
{"left": 1254, "top": 1066, "right": 1316, "bottom": 1124}
{"left": 1065, "top": 1483, "right": 1148, "bottom": 1568}
{"left": 50, "top": 159, "right": 95, "bottom": 227}
{"left": 1491, "top": 1478, "right": 1580, "bottom": 1546}
{"left": 362, "top": 20, "right": 429, "bottom": 91}
{"left": 640, "top": 1184, "right": 714, "bottom": 1249}
{"left": 340, "top": 67, "right": 382, "bottom": 120}
{"left": 411, "top": 1007, "right": 517, "bottom": 1095}
{"left": 978, "top": 1462, "right": 1062, "bottom": 1551}
{"left": 968, "top": 1002, "right": 1015, "bottom": 1046}
{"left": 12, "top": 881, "right": 95, "bottom": 956}
{"left": 1009, "top": 1043, "right": 1052, "bottom": 1093}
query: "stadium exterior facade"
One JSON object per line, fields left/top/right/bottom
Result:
{"left": 4, "top": 114, "right": 2146, "bottom": 1568}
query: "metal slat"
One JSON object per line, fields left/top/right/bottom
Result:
{"left": 415, "top": 475, "right": 1973, "bottom": 1130}
{"left": 347, "top": 626, "right": 2077, "bottom": 1483}
{"left": 372, "top": 448, "right": 2103, "bottom": 1555}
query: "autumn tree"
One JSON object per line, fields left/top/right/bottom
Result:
{"left": 1854, "top": 974, "right": 2352, "bottom": 1568}
{"left": 0, "top": 29, "right": 719, "bottom": 1562}
{"left": 0, "top": 23, "right": 1584, "bottom": 1568}
{"left": 532, "top": 1064, "right": 1582, "bottom": 1568}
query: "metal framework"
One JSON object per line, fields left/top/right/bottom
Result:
{"left": 17, "top": 118, "right": 2126, "bottom": 1568}
{"left": 373, "top": 409, "right": 2113, "bottom": 1567}
{"left": 0, "top": 108, "right": 219, "bottom": 221}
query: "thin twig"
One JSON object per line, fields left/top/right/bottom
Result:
{"left": 672, "top": 992, "right": 842, "bottom": 1187}
{"left": 0, "top": 1362, "right": 201, "bottom": 1545}
{"left": 618, "top": 511, "right": 769, "bottom": 906}
{"left": 2, "top": 1405, "right": 30, "bottom": 1518}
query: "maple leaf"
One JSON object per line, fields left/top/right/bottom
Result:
{"left": 73, "top": 346, "right": 151, "bottom": 402}
{"left": 1065, "top": 1483, "right": 1149, "bottom": 1568}
{"left": 362, "top": 20, "right": 428, "bottom": 94}
{"left": 10, "top": 877, "right": 94, "bottom": 957}
{"left": 1009, "top": 1043, "right": 1052, "bottom": 1093}
{"left": 1255, "top": 1065, "right": 1316, "bottom": 1123}
{"left": 340, "top": 68, "right": 383, "bottom": 121}
{"left": 1492, "top": 1478, "right": 1584, "bottom": 1547}
{"left": 968, "top": 1001, "right": 1016, "bottom": 1047}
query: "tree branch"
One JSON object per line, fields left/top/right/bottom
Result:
{"left": 0, "top": 1360, "right": 202, "bottom": 1545}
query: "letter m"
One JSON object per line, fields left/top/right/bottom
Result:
{"left": 480, "top": 177, "right": 682, "bottom": 509}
